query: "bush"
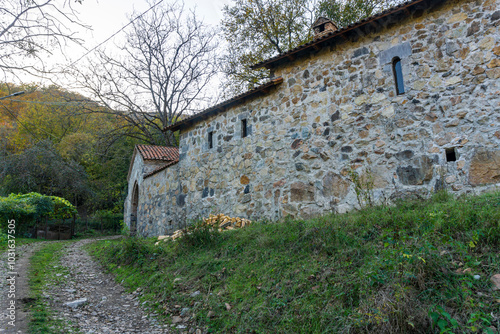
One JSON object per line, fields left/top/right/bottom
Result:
{"left": 177, "top": 220, "right": 224, "bottom": 250}
{"left": 0, "top": 192, "right": 77, "bottom": 233}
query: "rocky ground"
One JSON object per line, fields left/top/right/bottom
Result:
{"left": 0, "top": 237, "right": 205, "bottom": 333}
{"left": 44, "top": 237, "right": 175, "bottom": 334}
{"left": 0, "top": 243, "right": 41, "bottom": 334}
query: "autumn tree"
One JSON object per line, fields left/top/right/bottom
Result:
{"left": 317, "top": 0, "right": 403, "bottom": 27}
{"left": 221, "top": 0, "right": 404, "bottom": 92}
{"left": 0, "top": 83, "right": 139, "bottom": 213}
{"left": 0, "top": 0, "right": 86, "bottom": 80}
{"left": 77, "top": 0, "right": 220, "bottom": 147}
{"left": 221, "top": 0, "right": 314, "bottom": 94}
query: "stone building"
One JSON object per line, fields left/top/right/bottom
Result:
{"left": 124, "top": 145, "right": 179, "bottom": 235}
{"left": 125, "top": 0, "right": 500, "bottom": 237}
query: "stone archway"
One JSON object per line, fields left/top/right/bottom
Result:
{"left": 130, "top": 182, "right": 139, "bottom": 236}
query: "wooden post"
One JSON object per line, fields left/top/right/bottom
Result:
{"left": 71, "top": 214, "right": 76, "bottom": 238}
{"left": 45, "top": 217, "right": 48, "bottom": 240}
{"left": 58, "top": 220, "right": 62, "bottom": 240}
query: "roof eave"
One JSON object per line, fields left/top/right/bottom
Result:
{"left": 164, "top": 77, "right": 284, "bottom": 132}
{"left": 251, "top": 0, "right": 436, "bottom": 70}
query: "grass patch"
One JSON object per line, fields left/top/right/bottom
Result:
{"left": 0, "top": 235, "right": 46, "bottom": 250}
{"left": 28, "top": 241, "right": 80, "bottom": 334}
{"left": 87, "top": 192, "right": 500, "bottom": 333}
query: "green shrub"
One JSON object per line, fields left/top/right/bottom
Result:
{"left": 0, "top": 192, "right": 77, "bottom": 233}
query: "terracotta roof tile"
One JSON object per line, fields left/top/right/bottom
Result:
{"left": 136, "top": 145, "right": 179, "bottom": 162}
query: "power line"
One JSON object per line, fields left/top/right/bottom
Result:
{"left": 67, "top": 0, "right": 165, "bottom": 68}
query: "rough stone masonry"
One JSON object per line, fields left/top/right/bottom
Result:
{"left": 125, "top": 0, "right": 500, "bottom": 237}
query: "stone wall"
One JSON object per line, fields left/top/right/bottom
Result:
{"left": 124, "top": 153, "right": 143, "bottom": 230}
{"left": 134, "top": 165, "right": 184, "bottom": 236}
{"left": 131, "top": 0, "right": 500, "bottom": 236}
{"left": 124, "top": 153, "right": 184, "bottom": 236}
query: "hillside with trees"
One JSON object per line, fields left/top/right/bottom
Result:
{"left": 0, "top": 83, "right": 143, "bottom": 217}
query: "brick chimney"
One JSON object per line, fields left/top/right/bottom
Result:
{"left": 312, "top": 17, "right": 338, "bottom": 39}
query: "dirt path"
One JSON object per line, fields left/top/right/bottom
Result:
{"left": 45, "top": 237, "right": 171, "bottom": 334}
{"left": 0, "top": 242, "right": 42, "bottom": 334}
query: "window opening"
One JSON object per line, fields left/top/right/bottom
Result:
{"left": 392, "top": 57, "right": 405, "bottom": 95}
{"left": 208, "top": 131, "right": 214, "bottom": 149}
{"left": 445, "top": 148, "right": 457, "bottom": 162}
{"left": 241, "top": 119, "right": 248, "bottom": 138}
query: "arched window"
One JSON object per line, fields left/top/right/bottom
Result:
{"left": 392, "top": 57, "right": 405, "bottom": 95}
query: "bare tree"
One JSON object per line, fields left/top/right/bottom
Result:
{"left": 0, "top": 0, "right": 86, "bottom": 81}
{"left": 77, "top": 1, "right": 220, "bottom": 147}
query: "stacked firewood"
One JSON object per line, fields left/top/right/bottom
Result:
{"left": 155, "top": 214, "right": 252, "bottom": 244}
{"left": 204, "top": 213, "right": 252, "bottom": 231}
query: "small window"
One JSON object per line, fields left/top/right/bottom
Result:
{"left": 241, "top": 119, "right": 248, "bottom": 138}
{"left": 445, "top": 147, "right": 457, "bottom": 162}
{"left": 208, "top": 131, "right": 214, "bottom": 149}
{"left": 392, "top": 57, "right": 405, "bottom": 95}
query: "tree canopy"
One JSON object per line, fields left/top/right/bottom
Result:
{"left": 0, "top": 83, "right": 141, "bottom": 215}
{"left": 220, "top": 0, "right": 404, "bottom": 92}
{"left": 0, "top": 192, "right": 77, "bottom": 232}
{"left": 221, "top": 0, "right": 314, "bottom": 94}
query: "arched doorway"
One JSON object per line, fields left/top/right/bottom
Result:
{"left": 130, "top": 182, "right": 139, "bottom": 236}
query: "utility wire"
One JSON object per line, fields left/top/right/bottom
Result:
{"left": 67, "top": 0, "right": 165, "bottom": 68}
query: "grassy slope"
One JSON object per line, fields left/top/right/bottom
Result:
{"left": 88, "top": 192, "right": 500, "bottom": 333}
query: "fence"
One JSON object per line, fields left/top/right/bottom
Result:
{"left": 32, "top": 215, "right": 122, "bottom": 240}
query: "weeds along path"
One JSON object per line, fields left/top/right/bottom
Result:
{"left": 0, "top": 242, "right": 43, "bottom": 334}
{"left": 46, "top": 237, "right": 170, "bottom": 334}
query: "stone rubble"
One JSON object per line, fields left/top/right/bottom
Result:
{"left": 44, "top": 238, "right": 204, "bottom": 334}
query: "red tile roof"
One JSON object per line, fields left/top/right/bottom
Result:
{"left": 136, "top": 145, "right": 179, "bottom": 162}
{"left": 252, "top": 0, "right": 439, "bottom": 70}
{"left": 164, "top": 77, "right": 284, "bottom": 132}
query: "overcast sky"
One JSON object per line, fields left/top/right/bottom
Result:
{"left": 12, "top": 0, "right": 230, "bottom": 86}
{"left": 72, "top": 0, "right": 230, "bottom": 57}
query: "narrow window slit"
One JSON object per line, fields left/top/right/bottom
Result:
{"left": 208, "top": 131, "right": 214, "bottom": 149}
{"left": 392, "top": 57, "right": 405, "bottom": 95}
{"left": 445, "top": 147, "right": 457, "bottom": 162}
{"left": 241, "top": 119, "right": 248, "bottom": 138}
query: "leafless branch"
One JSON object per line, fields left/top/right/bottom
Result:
{"left": 73, "top": 0, "right": 220, "bottom": 147}
{"left": 0, "top": 0, "right": 87, "bottom": 81}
